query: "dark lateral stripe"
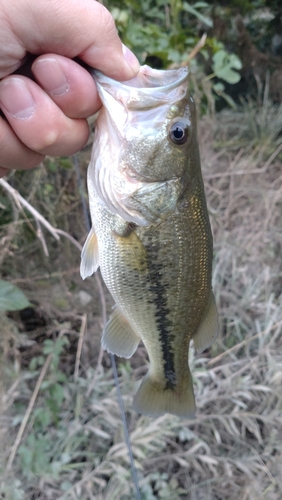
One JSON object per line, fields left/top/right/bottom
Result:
{"left": 146, "top": 237, "right": 176, "bottom": 389}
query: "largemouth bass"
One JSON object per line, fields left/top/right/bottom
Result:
{"left": 81, "top": 65, "right": 218, "bottom": 419}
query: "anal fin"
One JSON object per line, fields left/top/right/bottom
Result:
{"left": 192, "top": 290, "right": 219, "bottom": 353}
{"left": 102, "top": 306, "right": 140, "bottom": 358}
{"left": 80, "top": 228, "right": 99, "bottom": 280}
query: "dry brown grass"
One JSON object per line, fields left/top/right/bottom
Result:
{"left": 0, "top": 103, "right": 282, "bottom": 499}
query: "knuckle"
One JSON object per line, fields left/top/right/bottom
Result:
{"left": 35, "top": 129, "right": 59, "bottom": 151}
{"left": 98, "top": 5, "right": 117, "bottom": 37}
{"left": 37, "top": 118, "right": 88, "bottom": 156}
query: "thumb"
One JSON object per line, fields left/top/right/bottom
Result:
{"left": 1, "top": 0, "right": 139, "bottom": 80}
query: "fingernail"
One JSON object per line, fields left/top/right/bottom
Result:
{"left": 0, "top": 78, "right": 35, "bottom": 119}
{"left": 33, "top": 58, "right": 69, "bottom": 96}
{"left": 122, "top": 44, "right": 140, "bottom": 73}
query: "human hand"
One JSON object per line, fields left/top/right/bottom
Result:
{"left": 0, "top": 0, "right": 139, "bottom": 178}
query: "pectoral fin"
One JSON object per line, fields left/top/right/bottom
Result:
{"left": 192, "top": 291, "right": 218, "bottom": 353}
{"left": 102, "top": 306, "right": 140, "bottom": 358}
{"left": 80, "top": 228, "right": 99, "bottom": 280}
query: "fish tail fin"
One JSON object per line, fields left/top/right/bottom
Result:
{"left": 133, "top": 370, "right": 196, "bottom": 419}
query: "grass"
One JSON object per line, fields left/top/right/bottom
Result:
{"left": 1, "top": 101, "right": 282, "bottom": 499}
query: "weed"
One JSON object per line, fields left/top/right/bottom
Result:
{"left": 1, "top": 104, "right": 282, "bottom": 498}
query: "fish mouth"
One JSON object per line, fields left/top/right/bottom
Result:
{"left": 89, "top": 65, "right": 189, "bottom": 226}
{"left": 92, "top": 65, "right": 189, "bottom": 110}
{"left": 92, "top": 65, "right": 188, "bottom": 90}
{"left": 113, "top": 65, "right": 188, "bottom": 90}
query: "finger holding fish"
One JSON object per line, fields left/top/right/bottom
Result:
{"left": 32, "top": 55, "right": 101, "bottom": 119}
{"left": 0, "top": 61, "right": 96, "bottom": 174}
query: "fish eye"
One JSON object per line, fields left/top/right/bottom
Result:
{"left": 169, "top": 121, "right": 190, "bottom": 145}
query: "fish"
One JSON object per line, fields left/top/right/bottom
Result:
{"left": 80, "top": 65, "right": 218, "bottom": 419}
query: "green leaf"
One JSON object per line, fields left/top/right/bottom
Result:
{"left": 193, "top": 2, "right": 209, "bottom": 7}
{"left": 0, "top": 280, "right": 31, "bottom": 311}
{"left": 49, "top": 383, "right": 65, "bottom": 405}
{"left": 212, "top": 50, "right": 242, "bottom": 84}
{"left": 182, "top": 2, "right": 213, "bottom": 27}
{"left": 213, "top": 82, "right": 225, "bottom": 92}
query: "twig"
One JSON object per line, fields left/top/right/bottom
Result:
{"left": 184, "top": 33, "right": 207, "bottom": 65}
{"left": 169, "top": 34, "right": 207, "bottom": 70}
{"left": 0, "top": 178, "right": 82, "bottom": 252}
{"left": 2, "top": 377, "right": 22, "bottom": 406}
{"left": 6, "top": 331, "right": 66, "bottom": 472}
{"left": 205, "top": 142, "right": 282, "bottom": 179}
{"left": 57, "top": 466, "right": 105, "bottom": 500}
{"left": 55, "top": 229, "right": 82, "bottom": 252}
{"left": 205, "top": 168, "right": 266, "bottom": 179}
{"left": 0, "top": 178, "right": 60, "bottom": 241}
{"left": 74, "top": 313, "right": 87, "bottom": 380}
{"left": 85, "top": 272, "right": 106, "bottom": 397}
{"left": 208, "top": 319, "right": 282, "bottom": 366}
{"left": 262, "top": 142, "right": 282, "bottom": 171}
{"left": 11, "top": 267, "right": 80, "bottom": 283}
{"left": 0, "top": 204, "right": 19, "bottom": 267}
{"left": 35, "top": 219, "right": 49, "bottom": 257}
{"left": 85, "top": 344, "right": 104, "bottom": 398}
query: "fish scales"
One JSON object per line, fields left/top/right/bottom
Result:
{"left": 81, "top": 65, "right": 218, "bottom": 418}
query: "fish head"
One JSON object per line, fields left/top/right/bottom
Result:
{"left": 90, "top": 65, "right": 200, "bottom": 225}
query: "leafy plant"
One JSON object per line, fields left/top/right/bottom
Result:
{"left": 0, "top": 479, "right": 25, "bottom": 500}
{"left": 16, "top": 337, "right": 69, "bottom": 478}
{"left": 107, "top": 0, "right": 242, "bottom": 110}
{"left": 29, "top": 337, "right": 69, "bottom": 425}
{"left": 110, "top": 0, "right": 210, "bottom": 66}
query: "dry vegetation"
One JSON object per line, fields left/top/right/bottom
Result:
{"left": 0, "top": 101, "right": 282, "bottom": 500}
